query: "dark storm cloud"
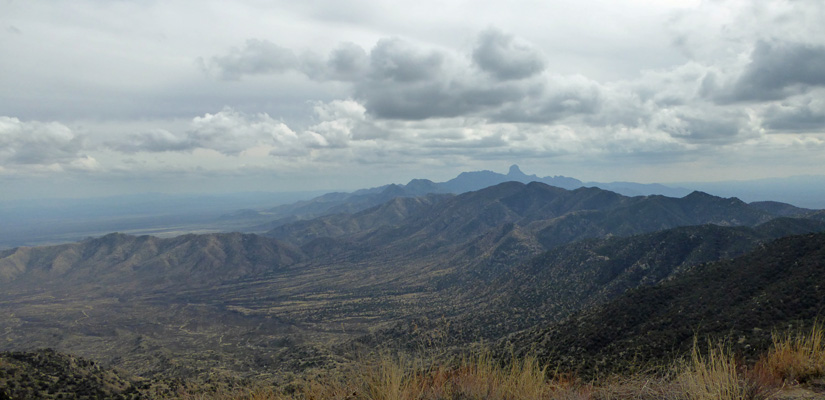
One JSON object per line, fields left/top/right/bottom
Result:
{"left": 472, "top": 28, "right": 546, "bottom": 80}
{"left": 763, "top": 100, "right": 825, "bottom": 132}
{"left": 209, "top": 39, "right": 299, "bottom": 80}
{"left": 726, "top": 41, "right": 825, "bottom": 102}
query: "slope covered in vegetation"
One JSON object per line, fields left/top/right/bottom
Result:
{"left": 504, "top": 233, "right": 825, "bottom": 378}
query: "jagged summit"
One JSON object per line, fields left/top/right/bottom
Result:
{"left": 507, "top": 164, "right": 527, "bottom": 178}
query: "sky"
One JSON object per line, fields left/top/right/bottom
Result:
{"left": 1, "top": 0, "right": 824, "bottom": 200}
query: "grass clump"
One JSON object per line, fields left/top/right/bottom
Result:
{"left": 758, "top": 322, "right": 825, "bottom": 384}
{"left": 361, "top": 354, "right": 423, "bottom": 400}
{"left": 676, "top": 340, "right": 766, "bottom": 400}
{"left": 441, "top": 352, "right": 558, "bottom": 399}
{"left": 354, "top": 351, "right": 584, "bottom": 400}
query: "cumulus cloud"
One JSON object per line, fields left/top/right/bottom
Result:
{"left": 472, "top": 29, "right": 546, "bottom": 80}
{"left": 298, "top": 100, "right": 367, "bottom": 149}
{"left": 726, "top": 41, "right": 825, "bottom": 102}
{"left": 763, "top": 95, "right": 825, "bottom": 132}
{"left": 108, "top": 103, "right": 379, "bottom": 158}
{"left": 110, "top": 108, "right": 304, "bottom": 156}
{"left": 490, "top": 75, "right": 603, "bottom": 123}
{"left": 204, "top": 34, "right": 554, "bottom": 122}
{"left": 368, "top": 38, "right": 444, "bottom": 83}
{"left": 652, "top": 108, "right": 753, "bottom": 145}
{"left": 202, "top": 33, "right": 611, "bottom": 125}
{"left": 355, "top": 79, "right": 524, "bottom": 120}
{"left": 195, "top": 22, "right": 822, "bottom": 162}
{"left": 314, "top": 42, "right": 370, "bottom": 81}
{"left": 199, "top": 33, "right": 662, "bottom": 128}
{"left": 629, "top": 62, "right": 710, "bottom": 107}
{"left": 299, "top": 42, "right": 370, "bottom": 82}
{"left": 188, "top": 108, "right": 297, "bottom": 155}
{"left": 0, "top": 116, "right": 96, "bottom": 169}
{"left": 6, "top": 0, "right": 825, "bottom": 191}
{"left": 352, "top": 38, "right": 535, "bottom": 120}
{"left": 327, "top": 43, "right": 370, "bottom": 80}
{"left": 349, "top": 36, "right": 560, "bottom": 121}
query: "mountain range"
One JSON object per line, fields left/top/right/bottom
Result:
{"left": 3, "top": 179, "right": 825, "bottom": 386}
{"left": 246, "top": 165, "right": 692, "bottom": 230}
{"left": 5, "top": 165, "right": 823, "bottom": 251}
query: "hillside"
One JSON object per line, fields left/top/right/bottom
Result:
{"left": 357, "top": 218, "right": 825, "bottom": 349}
{"left": 266, "top": 193, "right": 451, "bottom": 246}
{"left": 0, "top": 232, "right": 304, "bottom": 291}
{"left": 0, "top": 349, "right": 143, "bottom": 399}
{"left": 504, "top": 232, "right": 825, "bottom": 377}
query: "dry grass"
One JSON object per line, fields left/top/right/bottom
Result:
{"left": 360, "top": 354, "right": 423, "bottom": 400}
{"left": 352, "top": 351, "right": 585, "bottom": 400}
{"left": 437, "top": 352, "right": 572, "bottom": 399}
{"left": 676, "top": 340, "right": 767, "bottom": 400}
{"left": 758, "top": 322, "right": 825, "bottom": 384}
{"left": 174, "top": 325, "right": 825, "bottom": 400}
{"left": 174, "top": 351, "right": 585, "bottom": 400}
{"left": 177, "top": 385, "right": 285, "bottom": 400}
{"left": 590, "top": 375, "right": 679, "bottom": 400}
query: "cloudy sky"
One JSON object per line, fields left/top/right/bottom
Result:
{"left": 2, "top": 0, "right": 824, "bottom": 199}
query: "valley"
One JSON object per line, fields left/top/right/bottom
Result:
{"left": 2, "top": 176, "right": 825, "bottom": 398}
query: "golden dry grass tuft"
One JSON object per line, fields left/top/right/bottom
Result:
{"left": 676, "top": 340, "right": 767, "bottom": 400}
{"left": 351, "top": 351, "right": 586, "bottom": 400}
{"left": 437, "top": 352, "right": 574, "bottom": 399}
{"left": 758, "top": 322, "right": 825, "bottom": 384}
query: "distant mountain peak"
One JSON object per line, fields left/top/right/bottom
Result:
{"left": 507, "top": 164, "right": 526, "bottom": 178}
{"left": 685, "top": 190, "right": 716, "bottom": 199}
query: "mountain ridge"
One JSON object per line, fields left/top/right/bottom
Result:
{"left": 0, "top": 232, "right": 304, "bottom": 290}
{"left": 246, "top": 165, "right": 693, "bottom": 231}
